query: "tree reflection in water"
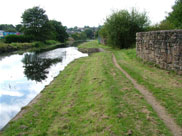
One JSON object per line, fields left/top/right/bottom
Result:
{"left": 22, "top": 53, "right": 62, "bottom": 82}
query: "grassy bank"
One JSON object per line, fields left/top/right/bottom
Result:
{"left": 1, "top": 41, "right": 173, "bottom": 136}
{"left": 78, "top": 40, "right": 110, "bottom": 49}
{"left": 0, "top": 40, "right": 64, "bottom": 54}
{"left": 113, "top": 49, "right": 182, "bottom": 126}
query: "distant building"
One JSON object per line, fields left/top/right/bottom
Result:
{"left": 0, "top": 30, "right": 4, "bottom": 39}
{"left": 0, "top": 30, "right": 21, "bottom": 39}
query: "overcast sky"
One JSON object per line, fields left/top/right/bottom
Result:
{"left": 0, "top": 0, "right": 175, "bottom": 27}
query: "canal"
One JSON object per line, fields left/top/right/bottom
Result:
{"left": 0, "top": 47, "right": 87, "bottom": 129}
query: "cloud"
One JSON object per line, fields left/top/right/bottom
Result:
{"left": 0, "top": 0, "right": 175, "bottom": 27}
{"left": 0, "top": 47, "right": 87, "bottom": 129}
{"left": 0, "top": 90, "right": 23, "bottom": 97}
{"left": 0, "top": 103, "right": 21, "bottom": 129}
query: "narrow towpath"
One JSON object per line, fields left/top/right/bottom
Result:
{"left": 112, "top": 53, "right": 182, "bottom": 136}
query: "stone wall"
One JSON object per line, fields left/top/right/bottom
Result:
{"left": 136, "top": 30, "right": 182, "bottom": 74}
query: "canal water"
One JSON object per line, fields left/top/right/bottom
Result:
{"left": 0, "top": 47, "right": 87, "bottom": 129}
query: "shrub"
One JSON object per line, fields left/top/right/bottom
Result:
{"left": 32, "top": 41, "right": 44, "bottom": 47}
{"left": 145, "top": 21, "right": 175, "bottom": 31}
{"left": 166, "top": 0, "right": 182, "bottom": 28}
{"left": 5, "top": 35, "right": 33, "bottom": 43}
{"left": 45, "top": 40, "right": 57, "bottom": 45}
{"left": 99, "top": 9, "right": 149, "bottom": 49}
{"left": 10, "top": 43, "right": 32, "bottom": 48}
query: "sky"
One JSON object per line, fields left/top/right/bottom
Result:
{"left": 0, "top": 0, "right": 175, "bottom": 28}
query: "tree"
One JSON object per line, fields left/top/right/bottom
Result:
{"left": 71, "top": 32, "right": 87, "bottom": 41}
{"left": 166, "top": 0, "right": 182, "bottom": 28}
{"left": 15, "top": 24, "right": 23, "bottom": 32}
{"left": 21, "top": 6, "right": 49, "bottom": 41}
{"left": 99, "top": 9, "right": 149, "bottom": 48}
{"left": 84, "top": 29, "right": 94, "bottom": 39}
{"left": 0, "top": 24, "right": 16, "bottom": 32}
{"left": 48, "top": 20, "right": 68, "bottom": 42}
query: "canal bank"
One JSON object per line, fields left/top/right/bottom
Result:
{"left": 1, "top": 41, "right": 175, "bottom": 136}
{"left": 0, "top": 46, "right": 87, "bottom": 130}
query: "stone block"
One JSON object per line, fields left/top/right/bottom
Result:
{"left": 136, "top": 29, "right": 182, "bottom": 74}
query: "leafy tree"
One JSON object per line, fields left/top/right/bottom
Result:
{"left": 99, "top": 9, "right": 149, "bottom": 48}
{"left": 48, "top": 20, "right": 68, "bottom": 42}
{"left": 166, "top": 0, "right": 182, "bottom": 28}
{"left": 0, "top": 24, "right": 16, "bottom": 32}
{"left": 71, "top": 33, "right": 80, "bottom": 40}
{"left": 71, "top": 32, "right": 87, "bottom": 41}
{"left": 84, "top": 29, "right": 94, "bottom": 39}
{"left": 21, "top": 6, "right": 49, "bottom": 41}
{"left": 15, "top": 24, "right": 23, "bottom": 32}
{"left": 80, "top": 32, "right": 87, "bottom": 40}
{"left": 145, "top": 20, "right": 175, "bottom": 31}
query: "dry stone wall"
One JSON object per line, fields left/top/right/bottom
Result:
{"left": 136, "top": 30, "right": 182, "bottom": 74}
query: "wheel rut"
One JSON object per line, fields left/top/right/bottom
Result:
{"left": 112, "top": 53, "right": 182, "bottom": 136}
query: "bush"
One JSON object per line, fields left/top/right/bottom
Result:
{"left": 10, "top": 43, "right": 33, "bottom": 48}
{"left": 5, "top": 35, "right": 33, "bottom": 43}
{"left": 45, "top": 40, "right": 57, "bottom": 45}
{"left": 166, "top": 0, "right": 182, "bottom": 28}
{"left": 99, "top": 9, "right": 149, "bottom": 49}
{"left": 32, "top": 41, "right": 44, "bottom": 47}
{"left": 145, "top": 20, "right": 175, "bottom": 31}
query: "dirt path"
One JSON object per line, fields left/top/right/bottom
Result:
{"left": 112, "top": 54, "right": 182, "bottom": 136}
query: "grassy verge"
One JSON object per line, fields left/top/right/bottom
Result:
{"left": 113, "top": 49, "right": 182, "bottom": 126}
{"left": 1, "top": 41, "right": 172, "bottom": 136}
{"left": 0, "top": 40, "right": 63, "bottom": 54}
{"left": 78, "top": 40, "right": 110, "bottom": 49}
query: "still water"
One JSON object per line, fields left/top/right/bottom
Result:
{"left": 0, "top": 47, "right": 87, "bottom": 129}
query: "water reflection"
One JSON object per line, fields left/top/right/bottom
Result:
{"left": 22, "top": 54, "right": 62, "bottom": 82}
{"left": 0, "top": 47, "right": 88, "bottom": 129}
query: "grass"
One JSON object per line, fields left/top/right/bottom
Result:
{"left": 1, "top": 41, "right": 173, "bottom": 136}
{"left": 78, "top": 40, "right": 110, "bottom": 49}
{"left": 0, "top": 42, "right": 32, "bottom": 48}
{"left": 0, "top": 40, "right": 63, "bottom": 54}
{"left": 113, "top": 49, "right": 182, "bottom": 126}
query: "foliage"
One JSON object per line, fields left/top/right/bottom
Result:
{"left": 159, "top": 20, "right": 176, "bottom": 30}
{"left": 166, "top": 0, "right": 182, "bottom": 28}
{"left": 71, "top": 32, "right": 87, "bottom": 41}
{"left": 146, "top": 0, "right": 182, "bottom": 31}
{"left": 68, "top": 26, "right": 97, "bottom": 40}
{"left": 99, "top": 9, "right": 149, "bottom": 48}
{"left": 0, "top": 42, "right": 32, "bottom": 49}
{"left": 145, "top": 20, "right": 175, "bottom": 31}
{"left": 5, "top": 35, "right": 33, "bottom": 43}
{"left": 21, "top": 7, "right": 68, "bottom": 43}
{"left": 0, "top": 24, "right": 16, "bottom": 32}
{"left": 45, "top": 40, "right": 58, "bottom": 45}
{"left": 48, "top": 20, "right": 68, "bottom": 42}
{"left": 15, "top": 24, "right": 23, "bottom": 32}
{"left": 32, "top": 41, "right": 45, "bottom": 47}
{"left": 21, "top": 6, "right": 49, "bottom": 41}
{"left": 84, "top": 28, "right": 94, "bottom": 39}
{"left": 95, "top": 25, "right": 102, "bottom": 38}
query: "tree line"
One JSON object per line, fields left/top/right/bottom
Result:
{"left": 1, "top": 7, "right": 98, "bottom": 44}
{"left": 4, "top": 6, "right": 68, "bottom": 43}
{"left": 99, "top": 0, "right": 182, "bottom": 49}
